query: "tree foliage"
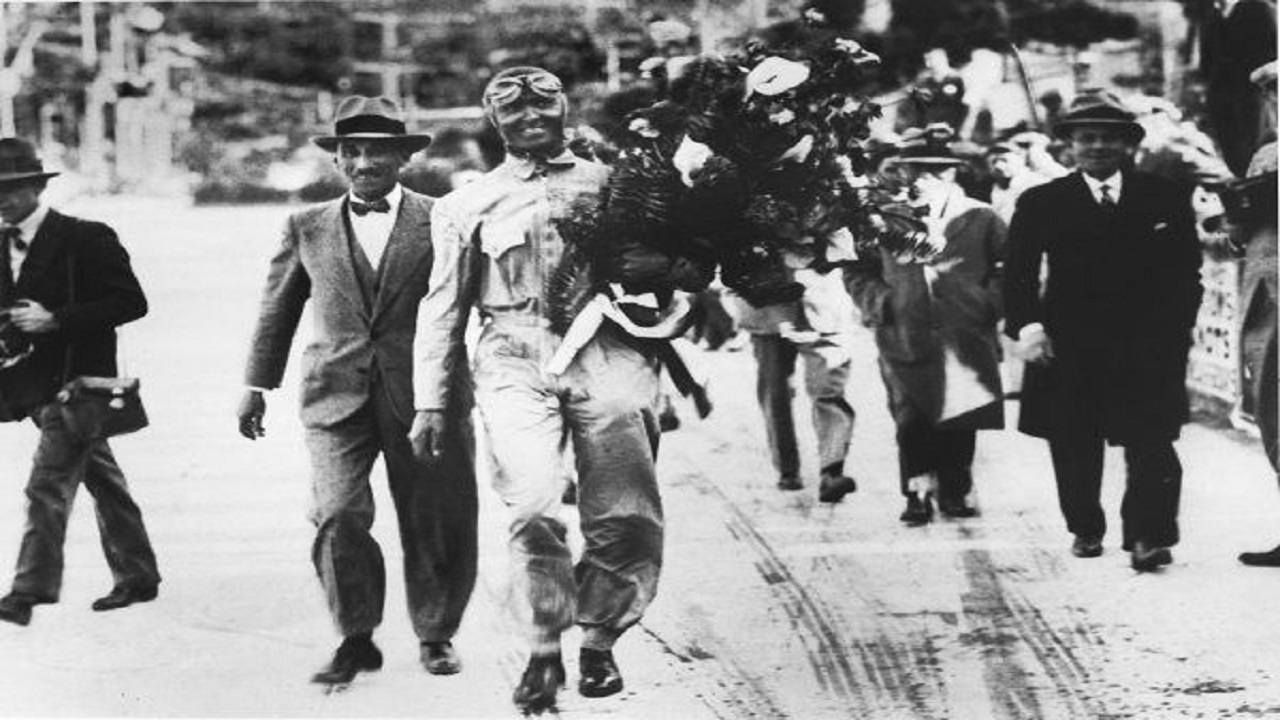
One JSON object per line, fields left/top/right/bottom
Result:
{"left": 169, "top": 2, "right": 349, "bottom": 89}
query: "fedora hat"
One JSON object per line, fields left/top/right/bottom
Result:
{"left": 884, "top": 123, "right": 969, "bottom": 168}
{"left": 1054, "top": 90, "right": 1145, "bottom": 142}
{"left": 312, "top": 95, "right": 432, "bottom": 153}
{"left": 0, "top": 138, "right": 59, "bottom": 185}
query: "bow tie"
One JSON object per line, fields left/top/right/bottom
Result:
{"left": 0, "top": 226, "right": 25, "bottom": 252}
{"left": 350, "top": 197, "right": 391, "bottom": 216}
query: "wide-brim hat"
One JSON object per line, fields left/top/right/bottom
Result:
{"left": 1053, "top": 90, "right": 1145, "bottom": 142}
{"left": 312, "top": 95, "right": 432, "bottom": 153}
{"left": 883, "top": 123, "right": 969, "bottom": 168}
{"left": 0, "top": 138, "right": 60, "bottom": 185}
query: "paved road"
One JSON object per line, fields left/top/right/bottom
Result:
{"left": 0, "top": 198, "right": 1277, "bottom": 718}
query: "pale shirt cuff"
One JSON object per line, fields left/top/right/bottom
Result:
{"left": 1018, "top": 323, "right": 1045, "bottom": 341}
{"left": 246, "top": 386, "right": 270, "bottom": 393}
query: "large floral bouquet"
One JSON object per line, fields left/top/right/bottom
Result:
{"left": 544, "top": 2, "right": 936, "bottom": 370}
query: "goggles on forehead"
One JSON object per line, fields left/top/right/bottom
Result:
{"left": 484, "top": 73, "right": 564, "bottom": 107}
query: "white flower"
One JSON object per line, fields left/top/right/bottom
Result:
{"left": 852, "top": 50, "right": 881, "bottom": 67}
{"left": 768, "top": 108, "right": 796, "bottom": 125}
{"left": 778, "top": 134, "right": 815, "bottom": 164}
{"left": 804, "top": 8, "right": 827, "bottom": 24}
{"left": 628, "top": 117, "right": 660, "bottom": 139}
{"left": 834, "top": 38, "right": 863, "bottom": 55}
{"left": 744, "top": 57, "right": 810, "bottom": 99}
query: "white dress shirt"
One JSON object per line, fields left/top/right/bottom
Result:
{"left": 4, "top": 201, "right": 49, "bottom": 282}
{"left": 1080, "top": 170, "right": 1123, "bottom": 206}
{"left": 346, "top": 183, "right": 402, "bottom": 270}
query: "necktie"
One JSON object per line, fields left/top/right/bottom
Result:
{"left": 1098, "top": 184, "right": 1115, "bottom": 208}
{"left": 350, "top": 197, "right": 391, "bottom": 216}
{"left": 0, "top": 226, "right": 19, "bottom": 306}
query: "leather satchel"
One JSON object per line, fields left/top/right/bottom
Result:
{"left": 57, "top": 376, "right": 148, "bottom": 441}
{"left": 55, "top": 250, "right": 149, "bottom": 442}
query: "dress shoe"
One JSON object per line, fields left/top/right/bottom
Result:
{"left": 1130, "top": 541, "right": 1173, "bottom": 572}
{"left": 1071, "top": 535, "right": 1104, "bottom": 558}
{"left": 1239, "top": 543, "right": 1280, "bottom": 567}
{"left": 817, "top": 474, "right": 857, "bottom": 504}
{"left": 512, "top": 653, "right": 565, "bottom": 715}
{"left": 311, "top": 636, "right": 383, "bottom": 685}
{"left": 420, "top": 640, "right": 461, "bottom": 675}
{"left": 899, "top": 494, "right": 933, "bottom": 526}
{"left": 0, "top": 592, "right": 41, "bottom": 626}
{"left": 776, "top": 474, "right": 802, "bottom": 491}
{"left": 938, "top": 496, "right": 978, "bottom": 518}
{"left": 578, "top": 648, "right": 624, "bottom": 698}
{"left": 91, "top": 584, "right": 158, "bottom": 611}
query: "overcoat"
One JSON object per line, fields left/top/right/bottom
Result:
{"left": 0, "top": 210, "right": 147, "bottom": 418}
{"left": 1003, "top": 170, "right": 1202, "bottom": 443}
{"left": 244, "top": 188, "right": 465, "bottom": 429}
{"left": 846, "top": 195, "right": 1006, "bottom": 429}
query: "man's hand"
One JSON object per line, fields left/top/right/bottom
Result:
{"left": 409, "top": 409, "right": 447, "bottom": 462}
{"left": 237, "top": 390, "right": 266, "bottom": 440}
{"left": 1017, "top": 325, "right": 1055, "bottom": 365}
{"left": 8, "top": 300, "right": 58, "bottom": 334}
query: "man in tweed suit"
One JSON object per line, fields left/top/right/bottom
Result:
{"left": 237, "top": 96, "right": 476, "bottom": 685}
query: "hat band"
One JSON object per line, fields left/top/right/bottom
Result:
{"left": 334, "top": 114, "right": 407, "bottom": 137}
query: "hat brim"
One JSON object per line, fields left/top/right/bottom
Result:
{"left": 0, "top": 170, "right": 59, "bottom": 185}
{"left": 312, "top": 133, "right": 433, "bottom": 153}
{"left": 1054, "top": 119, "right": 1145, "bottom": 142}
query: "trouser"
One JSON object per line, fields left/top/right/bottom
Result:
{"left": 751, "top": 334, "right": 855, "bottom": 479}
{"left": 11, "top": 404, "right": 160, "bottom": 601}
{"left": 306, "top": 378, "right": 477, "bottom": 642}
{"left": 473, "top": 319, "right": 662, "bottom": 653}
{"left": 1048, "top": 433, "right": 1182, "bottom": 550}
{"left": 895, "top": 420, "right": 977, "bottom": 500}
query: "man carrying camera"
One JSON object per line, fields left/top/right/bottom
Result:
{"left": 0, "top": 138, "right": 159, "bottom": 626}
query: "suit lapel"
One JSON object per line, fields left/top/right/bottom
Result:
{"left": 15, "top": 210, "right": 68, "bottom": 295}
{"left": 371, "top": 192, "right": 432, "bottom": 323}
{"left": 313, "top": 200, "right": 371, "bottom": 322}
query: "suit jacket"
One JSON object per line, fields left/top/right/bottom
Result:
{"left": 0, "top": 209, "right": 147, "bottom": 419}
{"left": 1003, "top": 170, "right": 1203, "bottom": 443}
{"left": 244, "top": 189, "right": 460, "bottom": 429}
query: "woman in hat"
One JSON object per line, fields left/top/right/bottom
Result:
{"left": 846, "top": 124, "right": 1007, "bottom": 525}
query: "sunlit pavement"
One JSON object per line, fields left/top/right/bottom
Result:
{"left": 0, "top": 198, "right": 1276, "bottom": 719}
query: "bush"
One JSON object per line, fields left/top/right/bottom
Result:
{"left": 193, "top": 181, "right": 291, "bottom": 205}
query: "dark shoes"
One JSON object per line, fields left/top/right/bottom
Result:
{"left": 817, "top": 474, "right": 857, "bottom": 504}
{"left": 91, "top": 584, "right": 158, "bottom": 612}
{"left": 1071, "top": 535, "right": 1104, "bottom": 559}
{"left": 937, "top": 496, "right": 978, "bottom": 518}
{"left": 900, "top": 494, "right": 934, "bottom": 526}
{"left": 420, "top": 641, "right": 461, "bottom": 675}
{"left": 1130, "top": 540, "right": 1173, "bottom": 572}
{"left": 0, "top": 592, "right": 44, "bottom": 626}
{"left": 578, "top": 648, "right": 624, "bottom": 698}
{"left": 512, "top": 653, "right": 565, "bottom": 715}
{"left": 776, "top": 474, "right": 803, "bottom": 491}
{"left": 311, "top": 635, "right": 383, "bottom": 685}
{"left": 1239, "top": 543, "right": 1280, "bottom": 567}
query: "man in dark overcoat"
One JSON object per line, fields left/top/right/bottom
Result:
{"left": 237, "top": 96, "right": 477, "bottom": 685}
{"left": 1004, "top": 92, "right": 1204, "bottom": 572}
{"left": 847, "top": 126, "right": 1006, "bottom": 525}
{"left": 0, "top": 137, "right": 160, "bottom": 626}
